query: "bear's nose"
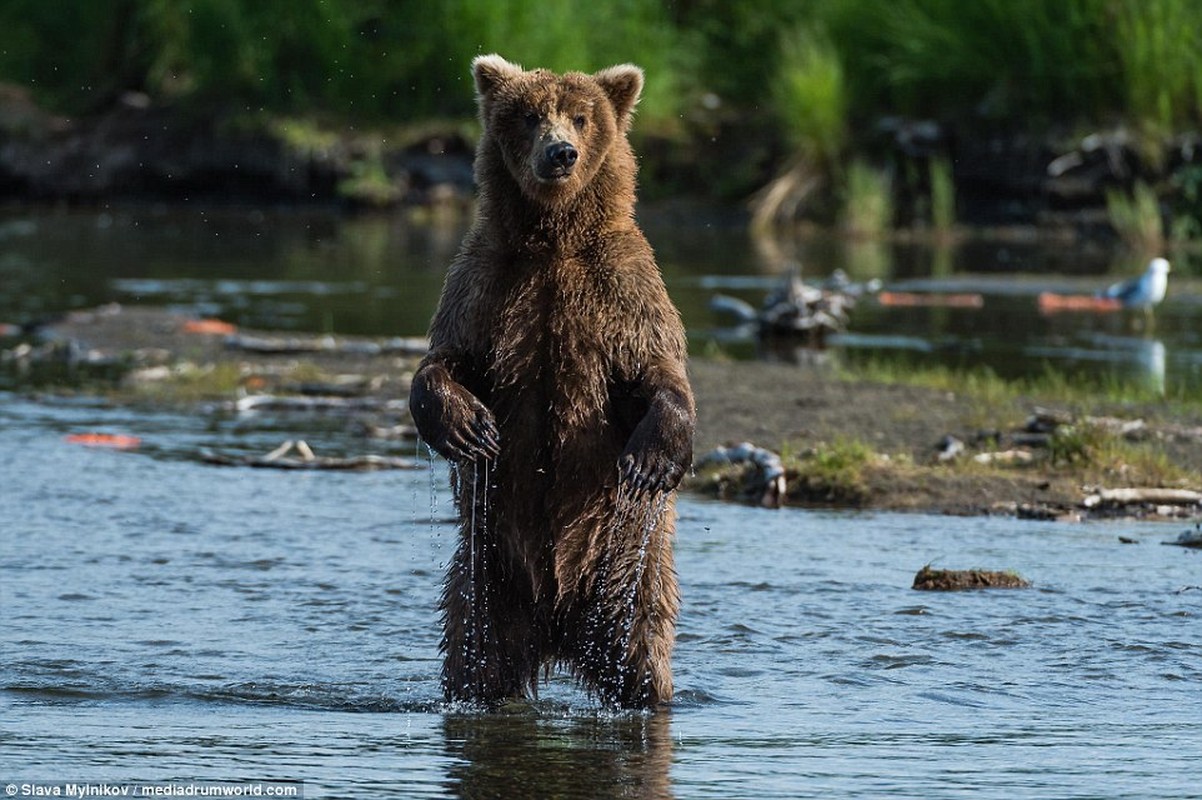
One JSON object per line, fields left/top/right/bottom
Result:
{"left": 547, "top": 142, "right": 578, "bottom": 169}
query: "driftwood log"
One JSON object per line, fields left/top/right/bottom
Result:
{"left": 225, "top": 333, "right": 428, "bottom": 357}
{"left": 1082, "top": 488, "right": 1202, "bottom": 508}
{"left": 231, "top": 394, "right": 407, "bottom": 414}
{"left": 201, "top": 440, "right": 420, "bottom": 471}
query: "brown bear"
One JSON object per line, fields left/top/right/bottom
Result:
{"left": 409, "top": 54, "right": 695, "bottom": 710}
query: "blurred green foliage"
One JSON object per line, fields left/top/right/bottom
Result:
{"left": 2, "top": 0, "right": 1199, "bottom": 133}
{"left": 0, "top": 0, "right": 691, "bottom": 123}
{"left": 1, "top": 0, "right": 1199, "bottom": 221}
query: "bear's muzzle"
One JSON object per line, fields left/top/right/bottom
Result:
{"left": 533, "top": 127, "right": 579, "bottom": 183}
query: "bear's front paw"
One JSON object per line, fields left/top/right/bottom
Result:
{"left": 411, "top": 370, "right": 501, "bottom": 463}
{"left": 619, "top": 447, "right": 686, "bottom": 497}
{"left": 438, "top": 397, "right": 501, "bottom": 464}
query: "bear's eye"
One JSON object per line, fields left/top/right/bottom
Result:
{"left": 523, "top": 111, "right": 541, "bottom": 129}
{"left": 573, "top": 115, "right": 587, "bottom": 131}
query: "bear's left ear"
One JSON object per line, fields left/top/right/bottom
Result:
{"left": 594, "top": 64, "right": 644, "bottom": 128}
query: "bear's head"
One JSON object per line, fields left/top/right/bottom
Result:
{"left": 471, "top": 54, "right": 643, "bottom": 206}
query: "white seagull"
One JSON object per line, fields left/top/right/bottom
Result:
{"left": 1101, "top": 257, "right": 1171, "bottom": 310}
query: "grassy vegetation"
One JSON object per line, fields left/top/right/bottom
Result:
{"left": 838, "top": 356, "right": 1202, "bottom": 416}
{"left": 785, "top": 436, "right": 876, "bottom": 504}
{"left": 1046, "top": 422, "right": 1197, "bottom": 487}
{"left": 1106, "top": 181, "right": 1165, "bottom": 253}
{"left": 1, "top": 0, "right": 1200, "bottom": 227}
{"left": 124, "top": 361, "right": 246, "bottom": 405}
{"left": 841, "top": 160, "right": 894, "bottom": 237}
{"left": 0, "top": 0, "right": 691, "bottom": 127}
{"left": 928, "top": 158, "right": 956, "bottom": 236}
{"left": 1113, "top": 0, "right": 1202, "bottom": 140}
{"left": 4, "top": 1, "right": 1198, "bottom": 132}
{"left": 773, "top": 24, "right": 845, "bottom": 165}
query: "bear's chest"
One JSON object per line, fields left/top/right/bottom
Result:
{"left": 486, "top": 259, "right": 620, "bottom": 418}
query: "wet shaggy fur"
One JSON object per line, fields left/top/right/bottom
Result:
{"left": 409, "top": 55, "right": 695, "bottom": 710}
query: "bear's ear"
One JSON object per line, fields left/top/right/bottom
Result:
{"left": 594, "top": 64, "right": 644, "bottom": 127}
{"left": 472, "top": 54, "right": 524, "bottom": 98}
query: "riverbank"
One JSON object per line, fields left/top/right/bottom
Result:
{"left": 4, "top": 304, "right": 1200, "bottom": 521}
{"left": 4, "top": 81, "right": 1199, "bottom": 242}
{"left": 689, "top": 358, "right": 1202, "bottom": 519}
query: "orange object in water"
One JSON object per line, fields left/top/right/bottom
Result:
{"left": 1037, "top": 292, "right": 1122, "bottom": 314}
{"left": 64, "top": 433, "right": 142, "bottom": 450}
{"left": 877, "top": 291, "right": 985, "bottom": 309}
{"left": 182, "top": 318, "right": 238, "bottom": 335}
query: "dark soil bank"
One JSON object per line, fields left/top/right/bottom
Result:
{"left": 4, "top": 84, "right": 1192, "bottom": 230}
{"left": 688, "top": 358, "right": 1202, "bottom": 518}
{"left": 5, "top": 305, "right": 1201, "bottom": 521}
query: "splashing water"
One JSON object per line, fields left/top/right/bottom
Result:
{"left": 425, "top": 443, "right": 439, "bottom": 534}
{"left": 435, "top": 450, "right": 671, "bottom": 704}
{"left": 580, "top": 478, "right": 671, "bottom": 702}
{"left": 444, "top": 455, "right": 499, "bottom": 699}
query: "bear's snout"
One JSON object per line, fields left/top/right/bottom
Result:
{"left": 533, "top": 138, "right": 578, "bottom": 183}
{"left": 547, "top": 142, "right": 578, "bottom": 170}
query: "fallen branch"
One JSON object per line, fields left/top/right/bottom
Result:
{"left": 231, "top": 394, "right": 407, "bottom": 414}
{"left": 973, "top": 449, "right": 1035, "bottom": 466}
{"left": 201, "top": 440, "right": 420, "bottom": 471}
{"left": 1082, "top": 487, "right": 1202, "bottom": 508}
{"left": 356, "top": 422, "right": 420, "bottom": 440}
{"left": 225, "top": 333, "right": 428, "bottom": 357}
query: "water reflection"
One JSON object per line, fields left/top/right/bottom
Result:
{"left": 3, "top": 207, "right": 1201, "bottom": 392}
{"left": 1026, "top": 334, "right": 1167, "bottom": 395}
{"left": 442, "top": 710, "right": 673, "bottom": 799}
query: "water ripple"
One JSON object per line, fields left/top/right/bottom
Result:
{"left": 4, "top": 395, "right": 1202, "bottom": 798}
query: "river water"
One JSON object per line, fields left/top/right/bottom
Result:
{"left": 3, "top": 394, "right": 1200, "bottom": 798}
{"left": 2, "top": 207, "right": 1201, "bottom": 393}
{"left": 3, "top": 208, "right": 1201, "bottom": 796}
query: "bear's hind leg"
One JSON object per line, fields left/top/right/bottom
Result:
{"left": 440, "top": 522, "right": 543, "bottom": 707}
{"left": 563, "top": 517, "right": 680, "bottom": 710}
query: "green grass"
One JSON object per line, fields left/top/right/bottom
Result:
{"left": 125, "top": 362, "right": 245, "bottom": 404}
{"left": 1113, "top": 0, "right": 1202, "bottom": 139}
{"left": 842, "top": 160, "right": 894, "bottom": 237}
{"left": 928, "top": 157, "right": 956, "bottom": 235}
{"left": 785, "top": 436, "right": 876, "bottom": 504}
{"left": 4, "top": 0, "right": 1198, "bottom": 135}
{"left": 838, "top": 356, "right": 1202, "bottom": 414}
{"left": 1047, "top": 421, "right": 1198, "bottom": 486}
{"left": 3, "top": 0, "right": 1201, "bottom": 209}
{"left": 774, "top": 24, "right": 846, "bottom": 165}
{"left": 1106, "top": 181, "right": 1165, "bottom": 252}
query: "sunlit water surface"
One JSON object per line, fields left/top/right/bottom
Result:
{"left": 2, "top": 395, "right": 1200, "bottom": 798}
{"left": 2, "top": 207, "right": 1202, "bottom": 393}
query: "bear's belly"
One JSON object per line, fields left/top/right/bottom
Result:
{"left": 485, "top": 267, "right": 626, "bottom": 542}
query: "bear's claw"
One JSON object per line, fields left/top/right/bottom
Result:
{"left": 443, "top": 404, "right": 500, "bottom": 463}
{"left": 619, "top": 451, "right": 683, "bottom": 497}
{"left": 410, "top": 365, "right": 501, "bottom": 463}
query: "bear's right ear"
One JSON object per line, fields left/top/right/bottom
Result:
{"left": 472, "top": 54, "right": 524, "bottom": 98}
{"left": 594, "top": 64, "right": 644, "bottom": 128}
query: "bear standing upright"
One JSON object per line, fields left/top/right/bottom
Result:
{"left": 409, "top": 55, "right": 695, "bottom": 710}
